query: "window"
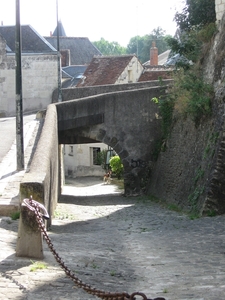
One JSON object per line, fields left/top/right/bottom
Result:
{"left": 93, "top": 147, "right": 101, "bottom": 165}
{"left": 128, "top": 70, "right": 133, "bottom": 82}
{"left": 69, "top": 145, "right": 74, "bottom": 156}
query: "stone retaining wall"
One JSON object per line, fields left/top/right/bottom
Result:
{"left": 16, "top": 104, "right": 59, "bottom": 258}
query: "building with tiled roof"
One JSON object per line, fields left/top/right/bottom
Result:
{"left": 77, "top": 55, "right": 143, "bottom": 87}
{"left": 0, "top": 24, "right": 56, "bottom": 53}
{"left": 45, "top": 36, "right": 102, "bottom": 66}
{"left": 0, "top": 25, "right": 58, "bottom": 117}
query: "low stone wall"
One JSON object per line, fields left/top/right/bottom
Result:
{"left": 16, "top": 104, "right": 59, "bottom": 258}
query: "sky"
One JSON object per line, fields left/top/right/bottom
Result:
{"left": 0, "top": 0, "right": 184, "bottom": 47}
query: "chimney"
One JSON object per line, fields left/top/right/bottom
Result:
{"left": 150, "top": 41, "right": 158, "bottom": 66}
{"left": 1, "top": 21, "right": 3, "bottom": 26}
{"left": 50, "top": 31, "right": 52, "bottom": 36}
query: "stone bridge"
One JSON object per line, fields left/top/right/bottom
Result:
{"left": 16, "top": 82, "right": 169, "bottom": 258}
{"left": 57, "top": 87, "right": 163, "bottom": 195}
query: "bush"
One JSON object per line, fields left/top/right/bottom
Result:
{"left": 175, "top": 68, "right": 213, "bottom": 124}
{"left": 109, "top": 156, "right": 123, "bottom": 179}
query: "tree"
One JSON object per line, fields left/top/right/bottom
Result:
{"left": 93, "top": 38, "right": 126, "bottom": 55}
{"left": 166, "top": 0, "right": 216, "bottom": 64}
{"left": 174, "top": 0, "right": 216, "bottom": 31}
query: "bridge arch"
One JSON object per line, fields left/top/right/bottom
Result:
{"left": 56, "top": 87, "right": 164, "bottom": 195}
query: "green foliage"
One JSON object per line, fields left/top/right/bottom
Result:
{"left": 167, "top": 0, "right": 216, "bottom": 66}
{"left": 158, "top": 96, "right": 175, "bottom": 139}
{"left": 150, "top": 91, "right": 175, "bottom": 158}
{"left": 126, "top": 27, "right": 171, "bottom": 63}
{"left": 166, "top": 31, "right": 202, "bottom": 64}
{"left": 11, "top": 211, "right": 20, "bottom": 220}
{"left": 168, "top": 67, "right": 213, "bottom": 125}
{"left": 166, "top": 22, "right": 216, "bottom": 66}
{"left": 188, "top": 212, "right": 200, "bottom": 220}
{"left": 206, "top": 210, "right": 216, "bottom": 217}
{"left": 151, "top": 97, "right": 159, "bottom": 104}
{"left": 109, "top": 155, "right": 123, "bottom": 179}
{"left": 152, "top": 66, "right": 213, "bottom": 161}
{"left": 93, "top": 38, "right": 126, "bottom": 55}
{"left": 30, "top": 260, "right": 47, "bottom": 272}
{"left": 198, "top": 22, "right": 217, "bottom": 43}
{"left": 194, "top": 167, "right": 204, "bottom": 185}
{"left": 203, "top": 132, "right": 219, "bottom": 159}
{"left": 181, "top": 70, "right": 213, "bottom": 123}
{"left": 151, "top": 83, "right": 174, "bottom": 156}
{"left": 54, "top": 210, "right": 75, "bottom": 220}
{"left": 167, "top": 204, "right": 182, "bottom": 213}
{"left": 188, "top": 186, "right": 204, "bottom": 208}
{"left": 174, "top": 0, "right": 216, "bottom": 31}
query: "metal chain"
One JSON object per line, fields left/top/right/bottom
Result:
{"left": 0, "top": 271, "right": 27, "bottom": 293}
{"left": 22, "top": 196, "right": 166, "bottom": 300}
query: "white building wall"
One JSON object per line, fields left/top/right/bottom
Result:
{"left": 64, "top": 143, "right": 108, "bottom": 178}
{"left": 0, "top": 36, "right": 58, "bottom": 117}
{"left": 216, "top": 0, "right": 225, "bottom": 21}
{"left": 115, "top": 56, "right": 143, "bottom": 84}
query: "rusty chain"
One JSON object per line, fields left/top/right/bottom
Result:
{"left": 0, "top": 271, "right": 27, "bottom": 293}
{"left": 22, "top": 196, "right": 166, "bottom": 300}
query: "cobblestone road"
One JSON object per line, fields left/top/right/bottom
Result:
{"left": 1, "top": 179, "right": 225, "bottom": 300}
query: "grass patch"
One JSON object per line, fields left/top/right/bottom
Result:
{"left": 10, "top": 211, "right": 20, "bottom": 220}
{"left": 167, "top": 203, "right": 182, "bottom": 212}
{"left": 54, "top": 210, "right": 76, "bottom": 220}
{"left": 30, "top": 260, "right": 47, "bottom": 272}
{"left": 188, "top": 212, "right": 200, "bottom": 220}
{"left": 206, "top": 210, "right": 216, "bottom": 217}
{"left": 91, "top": 263, "right": 99, "bottom": 269}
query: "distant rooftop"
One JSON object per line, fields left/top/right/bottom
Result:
{"left": 0, "top": 25, "right": 56, "bottom": 53}
{"left": 45, "top": 36, "right": 102, "bottom": 65}
{"left": 77, "top": 55, "right": 137, "bottom": 87}
{"left": 52, "top": 20, "right": 66, "bottom": 37}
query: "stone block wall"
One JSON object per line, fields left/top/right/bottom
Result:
{"left": 216, "top": 0, "right": 225, "bottom": 21}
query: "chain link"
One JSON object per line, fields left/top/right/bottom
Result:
{"left": 23, "top": 196, "right": 166, "bottom": 300}
{"left": 0, "top": 271, "right": 27, "bottom": 292}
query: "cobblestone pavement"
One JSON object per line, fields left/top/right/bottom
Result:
{"left": 1, "top": 180, "right": 225, "bottom": 300}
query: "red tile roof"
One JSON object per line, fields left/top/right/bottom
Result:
{"left": 77, "top": 55, "right": 136, "bottom": 87}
